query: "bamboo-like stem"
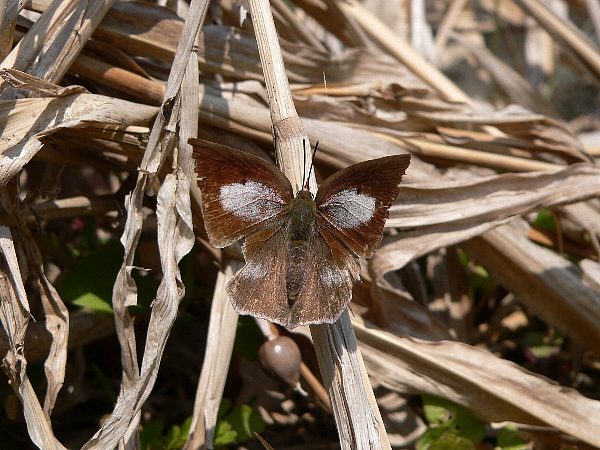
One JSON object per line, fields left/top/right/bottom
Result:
{"left": 185, "top": 261, "right": 242, "bottom": 450}
{"left": 392, "top": 136, "right": 561, "bottom": 172}
{"left": 248, "top": 0, "right": 309, "bottom": 193}
{"left": 247, "top": 0, "right": 390, "bottom": 448}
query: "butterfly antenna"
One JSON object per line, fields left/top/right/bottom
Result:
{"left": 304, "top": 141, "right": 319, "bottom": 190}
{"left": 302, "top": 139, "right": 307, "bottom": 190}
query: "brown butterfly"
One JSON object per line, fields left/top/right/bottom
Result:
{"left": 190, "top": 138, "right": 410, "bottom": 329}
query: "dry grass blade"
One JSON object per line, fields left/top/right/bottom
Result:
{"left": 0, "top": 0, "right": 115, "bottom": 95}
{"left": 185, "top": 261, "right": 241, "bottom": 449}
{"left": 449, "top": 32, "right": 559, "bottom": 117}
{"left": 462, "top": 219, "right": 600, "bottom": 353}
{"left": 354, "top": 317, "right": 600, "bottom": 447}
{"left": 0, "top": 94, "right": 156, "bottom": 185}
{"left": 1, "top": 180, "right": 68, "bottom": 418}
{"left": 0, "top": 226, "right": 65, "bottom": 450}
{"left": 337, "top": 0, "right": 472, "bottom": 104}
{"left": 513, "top": 0, "right": 600, "bottom": 83}
{"left": 370, "top": 163, "right": 600, "bottom": 278}
{"left": 82, "top": 0, "right": 207, "bottom": 447}
{"left": 388, "top": 163, "right": 600, "bottom": 228}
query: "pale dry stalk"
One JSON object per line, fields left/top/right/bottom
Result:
{"left": 247, "top": 0, "right": 390, "bottom": 448}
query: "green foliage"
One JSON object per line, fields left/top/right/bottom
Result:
{"left": 59, "top": 240, "right": 123, "bottom": 313}
{"left": 213, "top": 420, "right": 237, "bottom": 447}
{"left": 139, "top": 421, "right": 164, "bottom": 449}
{"left": 522, "top": 330, "right": 563, "bottom": 360}
{"left": 418, "top": 395, "right": 486, "bottom": 450}
{"left": 214, "top": 397, "right": 266, "bottom": 448}
{"left": 533, "top": 209, "right": 556, "bottom": 232}
{"left": 59, "top": 240, "right": 159, "bottom": 314}
{"left": 418, "top": 429, "right": 475, "bottom": 450}
{"left": 457, "top": 249, "right": 494, "bottom": 293}
{"left": 139, "top": 417, "right": 192, "bottom": 450}
{"left": 163, "top": 418, "right": 192, "bottom": 449}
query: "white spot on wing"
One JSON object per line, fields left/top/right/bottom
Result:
{"left": 244, "top": 259, "right": 268, "bottom": 279}
{"left": 319, "top": 265, "right": 343, "bottom": 288}
{"left": 320, "top": 189, "right": 376, "bottom": 228}
{"left": 220, "top": 181, "right": 284, "bottom": 221}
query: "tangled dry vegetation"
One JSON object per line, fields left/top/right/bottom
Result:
{"left": 1, "top": 0, "right": 600, "bottom": 449}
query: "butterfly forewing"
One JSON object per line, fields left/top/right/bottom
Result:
{"left": 315, "top": 154, "right": 411, "bottom": 258}
{"left": 190, "top": 139, "right": 294, "bottom": 248}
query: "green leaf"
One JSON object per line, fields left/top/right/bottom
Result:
{"left": 423, "top": 399, "right": 451, "bottom": 425}
{"left": 166, "top": 425, "right": 182, "bottom": 449}
{"left": 139, "top": 421, "right": 165, "bottom": 450}
{"left": 71, "top": 293, "right": 115, "bottom": 314}
{"left": 422, "top": 396, "right": 486, "bottom": 443}
{"left": 429, "top": 432, "right": 475, "bottom": 450}
{"left": 533, "top": 209, "right": 556, "bottom": 231}
{"left": 457, "top": 250, "right": 494, "bottom": 293}
{"left": 223, "top": 404, "right": 266, "bottom": 443}
{"left": 522, "top": 330, "right": 562, "bottom": 360}
{"left": 59, "top": 239, "right": 160, "bottom": 315}
{"left": 59, "top": 240, "right": 124, "bottom": 313}
{"left": 417, "top": 427, "right": 446, "bottom": 450}
{"left": 165, "top": 417, "right": 193, "bottom": 450}
{"left": 180, "top": 416, "right": 192, "bottom": 440}
{"left": 214, "top": 420, "right": 237, "bottom": 446}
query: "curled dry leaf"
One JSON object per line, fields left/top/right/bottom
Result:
{"left": 0, "top": 94, "right": 157, "bottom": 186}
{"left": 374, "top": 163, "right": 600, "bottom": 275}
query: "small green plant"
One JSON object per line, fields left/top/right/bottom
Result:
{"left": 522, "top": 330, "right": 563, "bottom": 361}
{"left": 214, "top": 397, "right": 266, "bottom": 449}
{"left": 139, "top": 417, "right": 192, "bottom": 450}
{"left": 457, "top": 249, "right": 494, "bottom": 294}
{"left": 417, "top": 395, "right": 486, "bottom": 450}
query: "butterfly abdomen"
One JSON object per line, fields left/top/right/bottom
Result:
{"left": 286, "top": 191, "right": 317, "bottom": 308}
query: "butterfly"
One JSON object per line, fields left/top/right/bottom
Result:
{"left": 189, "top": 138, "right": 410, "bottom": 329}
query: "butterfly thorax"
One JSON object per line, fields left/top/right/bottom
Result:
{"left": 286, "top": 190, "right": 317, "bottom": 307}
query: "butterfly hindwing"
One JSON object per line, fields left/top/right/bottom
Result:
{"left": 288, "top": 229, "right": 360, "bottom": 328}
{"left": 227, "top": 225, "right": 292, "bottom": 326}
{"left": 228, "top": 214, "right": 361, "bottom": 329}
{"left": 190, "top": 139, "right": 294, "bottom": 248}
{"left": 315, "top": 154, "right": 411, "bottom": 257}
